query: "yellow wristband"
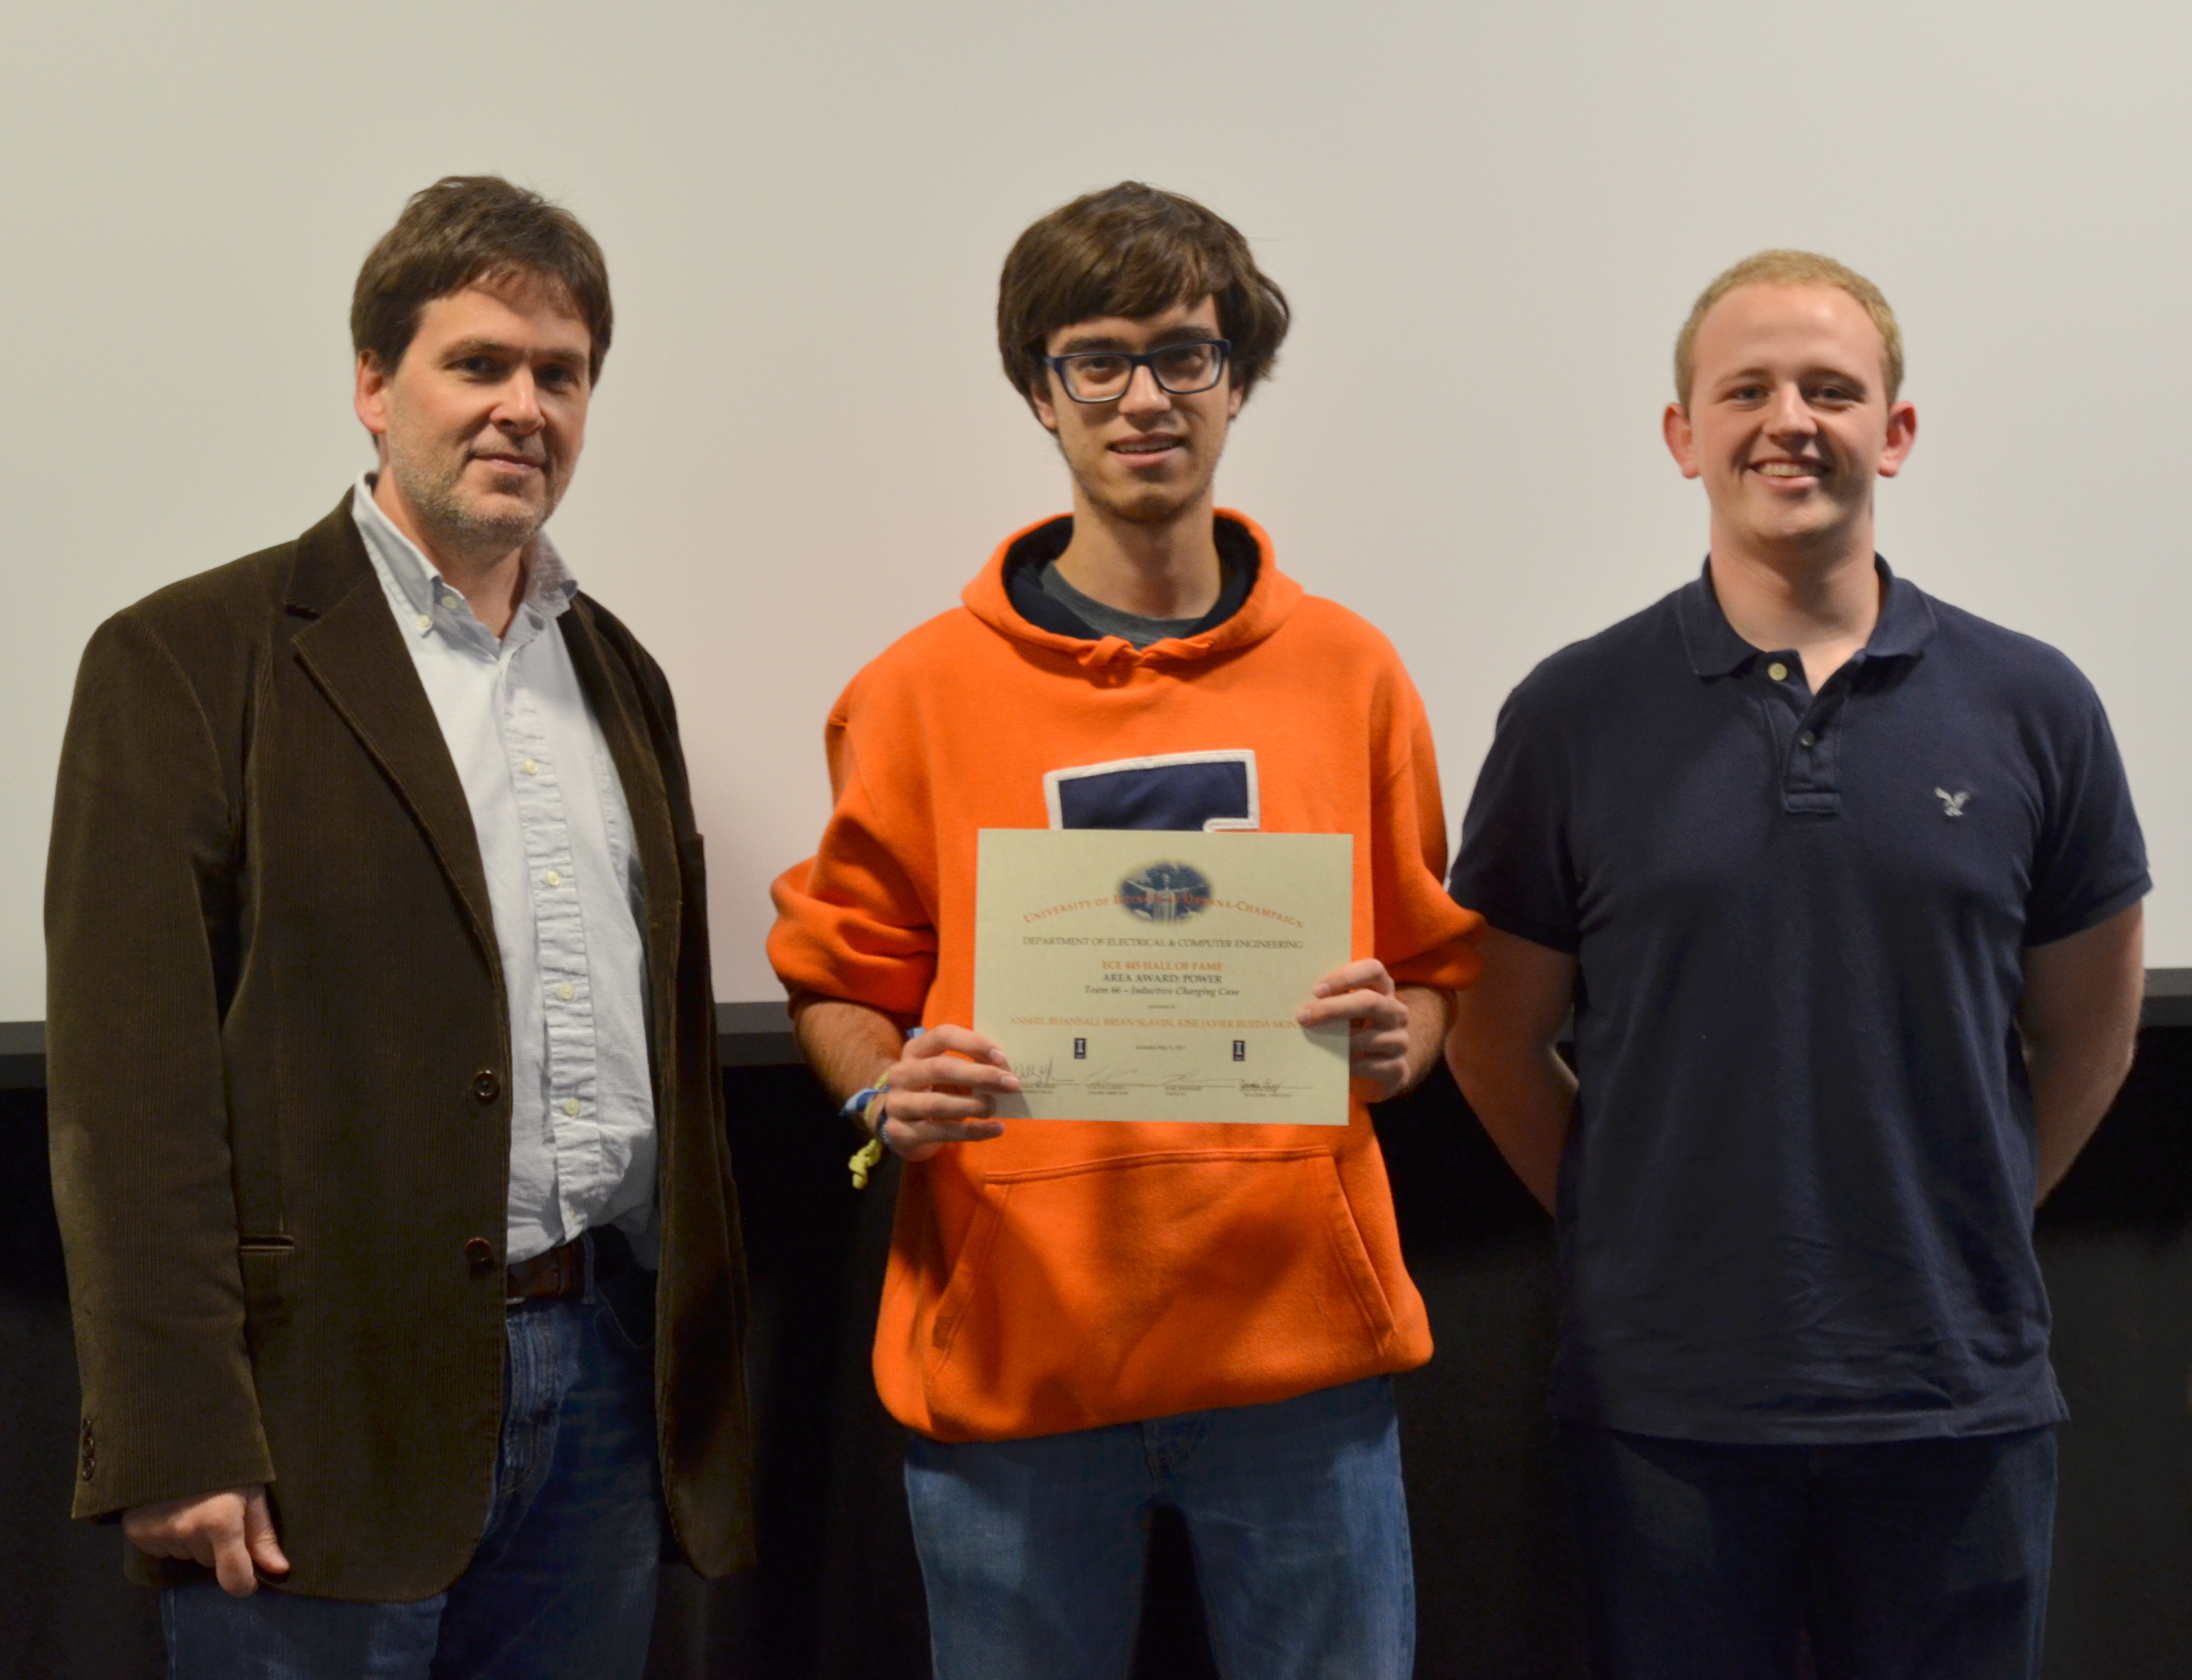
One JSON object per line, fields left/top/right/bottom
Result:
{"left": 847, "top": 1077, "right": 892, "bottom": 1190}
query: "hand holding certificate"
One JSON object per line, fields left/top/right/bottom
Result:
{"left": 974, "top": 829, "right": 1356, "bottom": 1125}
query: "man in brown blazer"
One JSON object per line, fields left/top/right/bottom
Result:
{"left": 45, "top": 176, "right": 750, "bottom": 1678}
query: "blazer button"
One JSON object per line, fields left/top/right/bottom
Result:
{"left": 472, "top": 1071, "right": 502, "bottom": 1103}
{"left": 464, "top": 1237, "right": 497, "bottom": 1275}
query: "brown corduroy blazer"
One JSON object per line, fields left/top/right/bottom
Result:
{"left": 45, "top": 496, "right": 753, "bottom": 1599}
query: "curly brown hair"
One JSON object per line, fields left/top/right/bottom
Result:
{"left": 997, "top": 182, "right": 1290, "bottom": 407}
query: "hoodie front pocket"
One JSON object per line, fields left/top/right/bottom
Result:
{"left": 923, "top": 1147, "right": 1395, "bottom": 1439}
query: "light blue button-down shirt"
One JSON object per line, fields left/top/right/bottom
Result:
{"left": 352, "top": 476, "right": 656, "bottom": 1265}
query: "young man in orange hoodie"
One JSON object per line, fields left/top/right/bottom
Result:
{"left": 769, "top": 183, "right": 1481, "bottom": 1678}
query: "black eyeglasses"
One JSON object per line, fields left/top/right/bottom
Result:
{"left": 1044, "top": 339, "right": 1232, "bottom": 404}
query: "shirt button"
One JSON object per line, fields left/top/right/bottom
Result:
{"left": 1767, "top": 661, "right": 1789, "bottom": 681}
{"left": 557, "top": 982, "right": 575, "bottom": 1002}
{"left": 563, "top": 1096, "right": 582, "bottom": 1118}
{"left": 464, "top": 1237, "right": 497, "bottom": 1275}
{"left": 1799, "top": 730, "right": 1817, "bottom": 747}
{"left": 472, "top": 1070, "right": 502, "bottom": 1103}
{"left": 415, "top": 613, "right": 432, "bottom": 632}
{"left": 523, "top": 759, "right": 539, "bottom": 776}
{"left": 544, "top": 869, "right": 562, "bottom": 887}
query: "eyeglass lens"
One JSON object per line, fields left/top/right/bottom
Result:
{"left": 1060, "top": 342, "right": 1225, "bottom": 402}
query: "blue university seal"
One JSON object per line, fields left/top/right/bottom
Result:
{"left": 1119, "top": 862, "right": 1214, "bottom": 925}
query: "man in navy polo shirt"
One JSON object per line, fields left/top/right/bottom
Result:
{"left": 1446, "top": 249, "right": 2149, "bottom": 1679}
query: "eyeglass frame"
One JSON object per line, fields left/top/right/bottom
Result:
{"left": 1041, "top": 338, "right": 1234, "bottom": 404}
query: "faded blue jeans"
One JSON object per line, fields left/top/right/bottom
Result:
{"left": 162, "top": 1236, "right": 661, "bottom": 1680}
{"left": 904, "top": 1374, "right": 1414, "bottom": 1680}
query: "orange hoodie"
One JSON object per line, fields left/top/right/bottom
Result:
{"left": 769, "top": 512, "right": 1482, "bottom": 1441}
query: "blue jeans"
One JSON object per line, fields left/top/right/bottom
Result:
{"left": 1561, "top": 1422, "right": 2057, "bottom": 1680}
{"left": 904, "top": 1374, "right": 1413, "bottom": 1680}
{"left": 162, "top": 1236, "right": 662, "bottom": 1680}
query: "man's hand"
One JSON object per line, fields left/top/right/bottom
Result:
{"left": 123, "top": 1484, "right": 289, "bottom": 1597}
{"left": 1298, "top": 960, "right": 1448, "bottom": 1103}
{"left": 874, "top": 1024, "right": 1018, "bottom": 1163}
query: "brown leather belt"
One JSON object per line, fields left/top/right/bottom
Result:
{"left": 505, "top": 1236, "right": 586, "bottom": 1303}
{"left": 504, "top": 1226, "right": 633, "bottom": 1304}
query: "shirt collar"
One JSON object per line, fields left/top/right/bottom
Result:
{"left": 349, "top": 473, "right": 579, "bottom": 648}
{"left": 1677, "top": 554, "right": 1937, "bottom": 677}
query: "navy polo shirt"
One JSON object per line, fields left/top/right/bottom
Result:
{"left": 1449, "top": 560, "right": 2149, "bottom": 1444}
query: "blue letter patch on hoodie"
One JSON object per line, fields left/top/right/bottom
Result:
{"left": 1043, "top": 750, "right": 1260, "bottom": 833}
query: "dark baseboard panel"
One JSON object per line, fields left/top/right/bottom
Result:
{"left": 2147, "top": 967, "right": 2192, "bottom": 1028}
{"left": 716, "top": 999, "right": 799, "bottom": 1068}
{"left": 0, "top": 1021, "right": 44, "bottom": 1090}
{"left": 3, "top": 970, "right": 2188, "bottom": 1089}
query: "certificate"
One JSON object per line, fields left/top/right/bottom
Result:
{"left": 973, "top": 828, "right": 1353, "bottom": 1125}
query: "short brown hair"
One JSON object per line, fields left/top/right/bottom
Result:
{"left": 997, "top": 182, "right": 1290, "bottom": 405}
{"left": 1674, "top": 249, "right": 1903, "bottom": 407}
{"left": 351, "top": 176, "right": 613, "bottom": 383}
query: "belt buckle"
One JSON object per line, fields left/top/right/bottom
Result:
{"left": 505, "top": 1234, "right": 586, "bottom": 1306}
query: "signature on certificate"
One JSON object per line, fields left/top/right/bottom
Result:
{"left": 1015, "top": 1057, "right": 1060, "bottom": 1095}
{"left": 1160, "top": 1072, "right": 1237, "bottom": 1095}
{"left": 1071, "top": 1063, "right": 1306, "bottom": 1098}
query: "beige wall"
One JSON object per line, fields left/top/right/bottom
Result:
{"left": 2, "top": 0, "right": 2185, "bottom": 1016}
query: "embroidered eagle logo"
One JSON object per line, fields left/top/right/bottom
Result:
{"left": 1935, "top": 788, "right": 1972, "bottom": 817}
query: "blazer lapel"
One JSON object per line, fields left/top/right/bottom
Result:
{"left": 284, "top": 499, "right": 499, "bottom": 968}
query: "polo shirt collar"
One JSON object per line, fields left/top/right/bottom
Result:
{"left": 1865, "top": 561, "right": 1938, "bottom": 659}
{"left": 1677, "top": 555, "right": 1937, "bottom": 677}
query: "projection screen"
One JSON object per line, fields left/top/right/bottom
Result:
{"left": 2, "top": 0, "right": 2183, "bottom": 1025}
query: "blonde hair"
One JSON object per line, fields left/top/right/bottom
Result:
{"left": 1674, "top": 249, "right": 1903, "bottom": 408}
